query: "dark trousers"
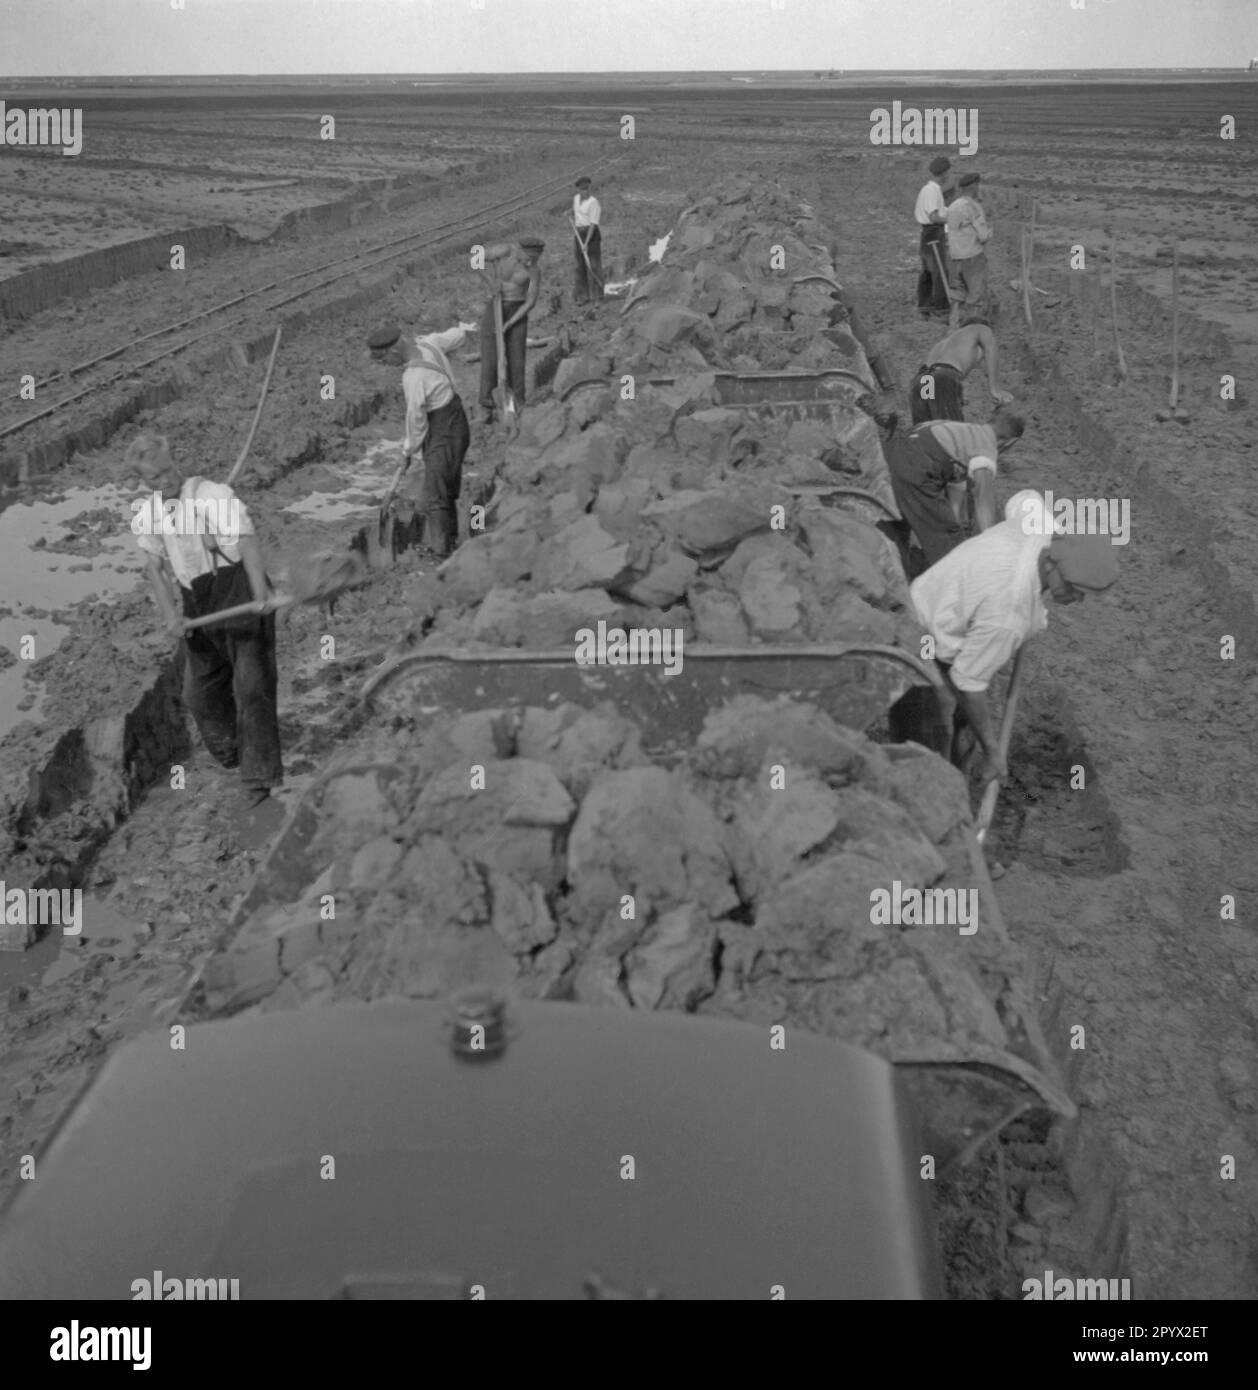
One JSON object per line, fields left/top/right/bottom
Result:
{"left": 479, "top": 298, "right": 528, "bottom": 409}
{"left": 909, "top": 362, "right": 965, "bottom": 424}
{"left": 180, "top": 563, "right": 282, "bottom": 791}
{"left": 573, "top": 225, "right": 603, "bottom": 303}
{"left": 889, "top": 659, "right": 964, "bottom": 760}
{"left": 917, "top": 224, "right": 950, "bottom": 311}
{"left": 418, "top": 394, "right": 471, "bottom": 557}
{"left": 885, "top": 432, "right": 969, "bottom": 570}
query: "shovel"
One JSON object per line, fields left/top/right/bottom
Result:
{"left": 929, "top": 242, "right": 960, "bottom": 310}
{"left": 492, "top": 293, "right": 518, "bottom": 427}
{"left": 179, "top": 551, "right": 370, "bottom": 633}
{"left": 569, "top": 215, "right": 604, "bottom": 301}
{"left": 975, "top": 642, "right": 1028, "bottom": 845}
{"left": 224, "top": 326, "right": 283, "bottom": 488}
{"left": 376, "top": 447, "right": 421, "bottom": 554}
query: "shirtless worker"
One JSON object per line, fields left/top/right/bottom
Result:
{"left": 125, "top": 431, "right": 282, "bottom": 812}
{"left": 368, "top": 317, "right": 476, "bottom": 557}
{"left": 477, "top": 235, "right": 544, "bottom": 425}
{"left": 909, "top": 317, "right": 1015, "bottom": 424}
{"left": 885, "top": 410, "right": 1026, "bottom": 576}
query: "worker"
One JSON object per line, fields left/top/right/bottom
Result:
{"left": 572, "top": 175, "right": 603, "bottom": 308}
{"left": 477, "top": 235, "right": 544, "bottom": 424}
{"left": 909, "top": 317, "right": 1014, "bottom": 424}
{"left": 891, "top": 490, "right": 1120, "bottom": 783}
{"left": 126, "top": 431, "right": 282, "bottom": 811}
{"left": 367, "top": 320, "right": 475, "bottom": 558}
{"left": 914, "top": 155, "right": 953, "bottom": 317}
{"left": 886, "top": 411, "right": 1026, "bottom": 575}
{"left": 946, "top": 171, "right": 992, "bottom": 328}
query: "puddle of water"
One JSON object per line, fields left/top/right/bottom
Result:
{"left": 648, "top": 232, "right": 672, "bottom": 264}
{"left": 281, "top": 438, "right": 402, "bottom": 524}
{"left": 0, "top": 482, "right": 148, "bottom": 736}
{"left": 0, "top": 894, "right": 144, "bottom": 990}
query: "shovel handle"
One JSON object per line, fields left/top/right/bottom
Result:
{"left": 975, "top": 643, "right": 1029, "bottom": 843}
{"left": 181, "top": 595, "right": 291, "bottom": 632}
{"left": 381, "top": 452, "right": 414, "bottom": 511}
{"left": 930, "top": 241, "right": 960, "bottom": 304}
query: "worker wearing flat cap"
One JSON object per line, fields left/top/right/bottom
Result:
{"left": 946, "top": 170, "right": 992, "bottom": 328}
{"left": 476, "top": 234, "right": 544, "bottom": 424}
{"left": 891, "top": 489, "right": 1119, "bottom": 784}
{"left": 571, "top": 176, "right": 604, "bottom": 308}
{"left": 368, "top": 317, "right": 477, "bottom": 558}
{"left": 914, "top": 154, "right": 954, "bottom": 316}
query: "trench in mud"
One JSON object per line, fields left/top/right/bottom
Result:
{"left": 0, "top": 430, "right": 420, "bottom": 1006}
{"left": 989, "top": 685, "right": 1129, "bottom": 878}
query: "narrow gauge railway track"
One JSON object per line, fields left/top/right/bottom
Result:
{"left": 0, "top": 151, "right": 621, "bottom": 446}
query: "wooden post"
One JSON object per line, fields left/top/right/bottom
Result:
{"left": 1169, "top": 241, "right": 1180, "bottom": 409}
{"left": 1027, "top": 199, "right": 1037, "bottom": 285}
{"left": 1110, "top": 239, "right": 1127, "bottom": 381}
{"left": 1092, "top": 265, "right": 1102, "bottom": 355}
{"left": 1021, "top": 230, "right": 1033, "bottom": 328}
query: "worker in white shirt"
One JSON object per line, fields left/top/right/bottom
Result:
{"left": 126, "top": 430, "right": 282, "bottom": 810}
{"left": 368, "top": 320, "right": 474, "bottom": 558}
{"left": 892, "top": 490, "right": 1119, "bottom": 782}
{"left": 886, "top": 412, "right": 1026, "bottom": 574}
{"left": 914, "top": 155, "right": 953, "bottom": 317}
{"left": 571, "top": 175, "right": 604, "bottom": 307}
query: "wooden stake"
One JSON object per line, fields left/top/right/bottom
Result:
{"left": 1021, "top": 230, "right": 1033, "bottom": 328}
{"left": 1027, "top": 199, "right": 1037, "bottom": 285}
{"left": 1170, "top": 241, "right": 1180, "bottom": 409}
{"left": 1110, "top": 240, "right": 1127, "bottom": 381}
{"left": 1091, "top": 267, "right": 1102, "bottom": 354}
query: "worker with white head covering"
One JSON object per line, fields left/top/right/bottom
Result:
{"left": 891, "top": 488, "right": 1120, "bottom": 782}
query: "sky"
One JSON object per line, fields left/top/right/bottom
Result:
{"left": 2, "top": 0, "right": 1255, "bottom": 77}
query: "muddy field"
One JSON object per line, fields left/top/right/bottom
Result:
{"left": 1, "top": 77, "right": 1256, "bottom": 1300}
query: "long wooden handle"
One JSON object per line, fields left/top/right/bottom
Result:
{"left": 975, "top": 643, "right": 1029, "bottom": 843}
{"left": 181, "top": 595, "right": 293, "bottom": 632}
{"left": 493, "top": 293, "right": 514, "bottom": 413}
{"left": 1169, "top": 241, "right": 1180, "bottom": 408}
{"left": 379, "top": 453, "right": 413, "bottom": 513}
{"left": 930, "top": 241, "right": 959, "bottom": 303}
{"left": 225, "top": 326, "right": 282, "bottom": 487}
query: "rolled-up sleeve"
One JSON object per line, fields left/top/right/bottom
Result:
{"left": 950, "top": 621, "right": 1022, "bottom": 692}
{"left": 424, "top": 327, "right": 466, "bottom": 354}
{"left": 402, "top": 369, "right": 430, "bottom": 455}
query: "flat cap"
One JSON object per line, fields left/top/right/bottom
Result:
{"left": 1050, "top": 533, "right": 1120, "bottom": 590}
{"left": 958, "top": 171, "right": 981, "bottom": 187}
{"left": 367, "top": 324, "right": 401, "bottom": 350}
{"left": 928, "top": 156, "right": 951, "bottom": 176}
{"left": 575, "top": 176, "right": 591, "bottom": 188}
{"left": 519, "top": 235, "right": 545, "bottom": 250}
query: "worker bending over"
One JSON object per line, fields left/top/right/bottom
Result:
{"left": 909, "top": 317, "right": 1014, "bottom": 424}
{"left": 886, "top": 411, "right": 1026, "bottom": 575}
{"left": 127, "top": 431, "right": 282, "bottom": 809}
{"left": 892, "top": 490, "right": 1120, "bottom": 782}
